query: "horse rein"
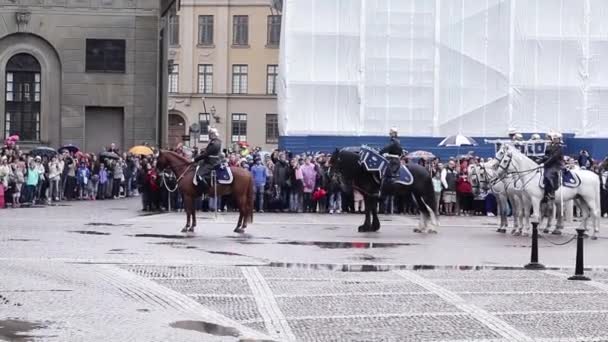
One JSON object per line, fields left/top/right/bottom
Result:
{"left": 161, "top": 161, "right": 193, "bottom": 193}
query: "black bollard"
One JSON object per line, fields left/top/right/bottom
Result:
{"left": 568, "top": 228, "right": 591, "bottom": 281}
{"left": 524, "top": 222, "right": 546, "bottom": 270}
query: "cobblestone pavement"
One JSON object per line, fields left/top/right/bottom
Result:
{"left": 2, "top": 198, "right": 608, "bottom": 341}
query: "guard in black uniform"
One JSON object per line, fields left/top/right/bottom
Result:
{"left": 540, "top": 132, "right": 564, "bottom": 203}
{"left": 194, "top": 128, "right": 222, "bottom": 190}
{"left": 379, "top": 127, "right": 404, "bottom": 178}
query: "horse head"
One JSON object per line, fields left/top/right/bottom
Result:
{"left": 495, "top": 144, "right": 514, "bottom": 175}
{"left": 155, "top": 150, "right": 169, "bottom": 171}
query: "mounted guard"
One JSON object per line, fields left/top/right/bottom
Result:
{"left": 539, "top": 131, "right": 564, "bottom": 203}
{"left": 194, "top": 127, "right": 222, "bottom": 191}
{"left": 379, "top": 127, "right": 404, "bottom": 180}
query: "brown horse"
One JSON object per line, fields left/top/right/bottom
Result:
{"left": 156, "top": 150, "right": 254, "bottom": 233}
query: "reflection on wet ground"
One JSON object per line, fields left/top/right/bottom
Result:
{"left": 130, "top": 234, "right": 192, "bottom": 239}
{"left": 85, "top": 222, "right": 132, "bottom": 227}
{"left": 0, "top": 319, "right": 51, "bottom": 342}
{"left": 277, "top": 240, "right": 419, "bottom": 249}
{"left": 170, "top": 320, "right": 240, "bottom": 337}
{"left": 68, "top": 230, "right": 111, "bottom": 236}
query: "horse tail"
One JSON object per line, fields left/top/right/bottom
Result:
{"left": 247, "top": 173, "right": 254, "bottom": 224}
{"left": 415, "top": 177, "right": 439, "bottom": 226}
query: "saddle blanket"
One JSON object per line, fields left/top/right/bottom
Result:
{"left": 193, "top": 164, "right": 234, "bottom": 186}
{"left": 538, "top": 168, "right": 581, "bottom": 189}
{"left": 359, "top": 146, "right": 388, "bottom": 178}
{"left": 393, "top": 165, "right": 414, "bottom": 186}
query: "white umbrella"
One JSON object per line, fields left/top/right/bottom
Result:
{"left": 438, "top": 134, "right": 478, "bottom": 147}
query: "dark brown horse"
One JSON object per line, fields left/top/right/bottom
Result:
{"left": 156, "top": 150, "right": 254, "bottom": 233}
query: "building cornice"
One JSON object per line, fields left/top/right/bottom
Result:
{"left": 180, "top": 0, "right": 271, "bottom": 7}
{"left": 170, "top": 93, "right": 277, "bottom": 100}
{"left": 0, "top": 7, "right": 158, "bottom": 17}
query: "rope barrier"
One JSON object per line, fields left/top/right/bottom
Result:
{"left": 539, "top": 232, "right": 577, "bottom": 246}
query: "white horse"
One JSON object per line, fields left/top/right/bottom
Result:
{"left": 469, "top": 160, "right": 530, "bottom": 234}
{"left": 495, "top": 144, "right": 601, "bottom": 239}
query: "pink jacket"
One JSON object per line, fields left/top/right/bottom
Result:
{"left": 301, "top": 164, "right": 317, "bottom": 192}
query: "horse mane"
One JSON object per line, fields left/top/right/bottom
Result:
{"left": 505, "top": 144, "right": 537, "bottom": 169}
{"left": 161, "top": 150, "right": 192, "bottom": 164}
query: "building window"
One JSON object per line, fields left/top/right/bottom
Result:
{"left": 267, "top": 65, "right": 278, "bottom": 95}
{"left": 266, "top": 114, "right": 278, "bottom": 143}
{"left": 198, "top": 15, "right": 214, "bottom": 46}
{"left": 169, "top": 64, "right": 179, "bottom": 93}
{"left": 5, "top": 53, "right": 41, "bottom": 141}
{"left": 199, "top": 113, "right": 210, "bottom": 142}
{"left": 85, "top": 39, "right": 126, "bottom": 73}
{"left": 267, "top": 15, "right": 281, "bottom": 46}
{"left": 232, "top": 65, "right": 248, "bottom": 94}
{"left": 169, "top": 14, "right": 179, "bottom": 46}
{"left": 231, "top": 113, "right": 247, "bottom": 142}
{"left": 233, "top": 15, "right": 248, "bottom": 46}
{"left": 198, "top": 64, "right": 213, "bottom": 94}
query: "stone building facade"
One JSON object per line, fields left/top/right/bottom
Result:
{"left": 0, "top": 0, "right": 162, "bottom": 153}
{"left": 167, "top": 0, "right": 279, "bottom": 150}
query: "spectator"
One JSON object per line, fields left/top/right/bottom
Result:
{"left": 113, "top": 159, "right": 124, "bottom": 199}
{"left": 441, "top": 160, "right": 458, "bottom": 215}
{"left": 456, "top": 172, "right": 474, "bottom": 216}
{"left": 98, "top": 163, "right": 109, "bottom": 200}
{"left": 24, "top": 160, "right": 39, "bottom": 205}
{"left": 301, "top": 156, "right": 317, "bottom": 212}
{"left": 250, "top": 158, "right": 268, "bottom": 212}
{"left": 432, "top": 169, "right": 443, "bottom": 216}
{"left": 328, "top": 172, "right": 342, "bottom": 214}
{"left": 289, "top": 158, "right": 303, "bottom": 212}
{"left": 48, "top": 156, "right": 61, "bottom": 202}
{"left": 76, "top": 161, "right": 90, "bottom": 200}
{"left": 273, "top": 152, "right": 290, "bottom": 211}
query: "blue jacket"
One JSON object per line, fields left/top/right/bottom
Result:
{"left": 250, "top": 164, "right": 267, "bottom": 186}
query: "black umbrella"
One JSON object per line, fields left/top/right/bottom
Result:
{"left": 30, "top": 146, "right": 57, "bottom": 158}
{"left": 100, "top": 151, "right": 120, "bottom": 160}
{"left": 58, "top": 144, "right": 79, "bottom": 154}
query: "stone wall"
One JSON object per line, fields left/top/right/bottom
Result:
{"left": 0, "top": 0, "right": 160, "bottom": 150}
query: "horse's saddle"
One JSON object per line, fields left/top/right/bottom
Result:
{"left": 359, "top": 146, "right": 388, "bottom": 178}
{"left": 538, "top": 168, "right": 581, "bottom": 189}
{"left": 393, "top": 165, "right": 414, "bottom": 186}
{"left": 194, "top": 163, "right": 233, "bottom": 186}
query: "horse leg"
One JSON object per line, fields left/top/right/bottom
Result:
{"left": 370, "top": 197, "right": 380, "bottom": 232}
{"left": 189, "top": 199, "right": 197, "bottom": 232}
{"left": 181, "top": 196, "right": 192, "bottom": 233}
{"left": 497, "top": 196, "right": 507, "bottom": 233}
{"left": 358, "top": 196, "right": 372, "bottom": 233}
{"left": 552, "top": 200, "right": 564, "bottom": 235}
{"left": 234, "top": 195, "right": 247, "bottom": 234}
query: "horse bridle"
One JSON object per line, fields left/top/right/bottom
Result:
{"left": 495, "top": 146, "right": 543, "bottom": 189}
{"left": 160, "top": 160, "right": 194, "bottom": 193}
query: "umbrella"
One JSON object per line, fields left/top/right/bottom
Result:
{"left": 100, "top": 151, "right": 120, "bottom": 160}
{"left": 438, "top": 134, "right": 478, "bottom": 147}
{"left": 406, "top": 150, "right": 436, "bottom": 160}
{"left": 58, "top": 144, "right": 79, "bottom": 154}
{"left": 129, "top": 145, "right": 154, "bottom": 156}
{"left": 30, "top": 146, "right": 57, "bottom": 158}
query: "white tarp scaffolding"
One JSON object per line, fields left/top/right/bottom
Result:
{"left": 278, "top": 0, "right": 608, "bottom": 138}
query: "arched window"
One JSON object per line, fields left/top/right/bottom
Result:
{"left": 5, "top": 53, "right": 41, "bottom": 141}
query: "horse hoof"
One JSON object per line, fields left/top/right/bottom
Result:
{"left": 510, "top": 229, "right": 517, "bottom": 235}
{"left": 513, "top": 231, "right": 521, "bottom": 236}
{"left": 188, "top": 227, "right": 195, "bottom": 232}
{"left": 427, "top": 229, "right": 438, "bottom": 234}
{"left": 233, "top": 227, "right": 245, "bottom": 234}
{"left": 413, "top": 228, "right": 422, "bottom": 233}
{"left": 358, "top": 225, "right": 371, "bottom": 233}
{"left": 591, "top": 235, "right": 598, "bottom": 240}
{"left": 543, "top": 229, "right": 550, "bottom": 234}
{"left": 551, "top": 230, "right": 562, "bottom": 236}
{"left": 181, "top": 227, "right": 189, "bottom": 233}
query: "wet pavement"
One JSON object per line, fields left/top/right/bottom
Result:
{"left": 2, "top": 198, "right": 608, "bottom": 341}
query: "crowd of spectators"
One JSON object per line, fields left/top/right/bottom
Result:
{"left": 3, "top": 136, "right": 608, "bottom": 220}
